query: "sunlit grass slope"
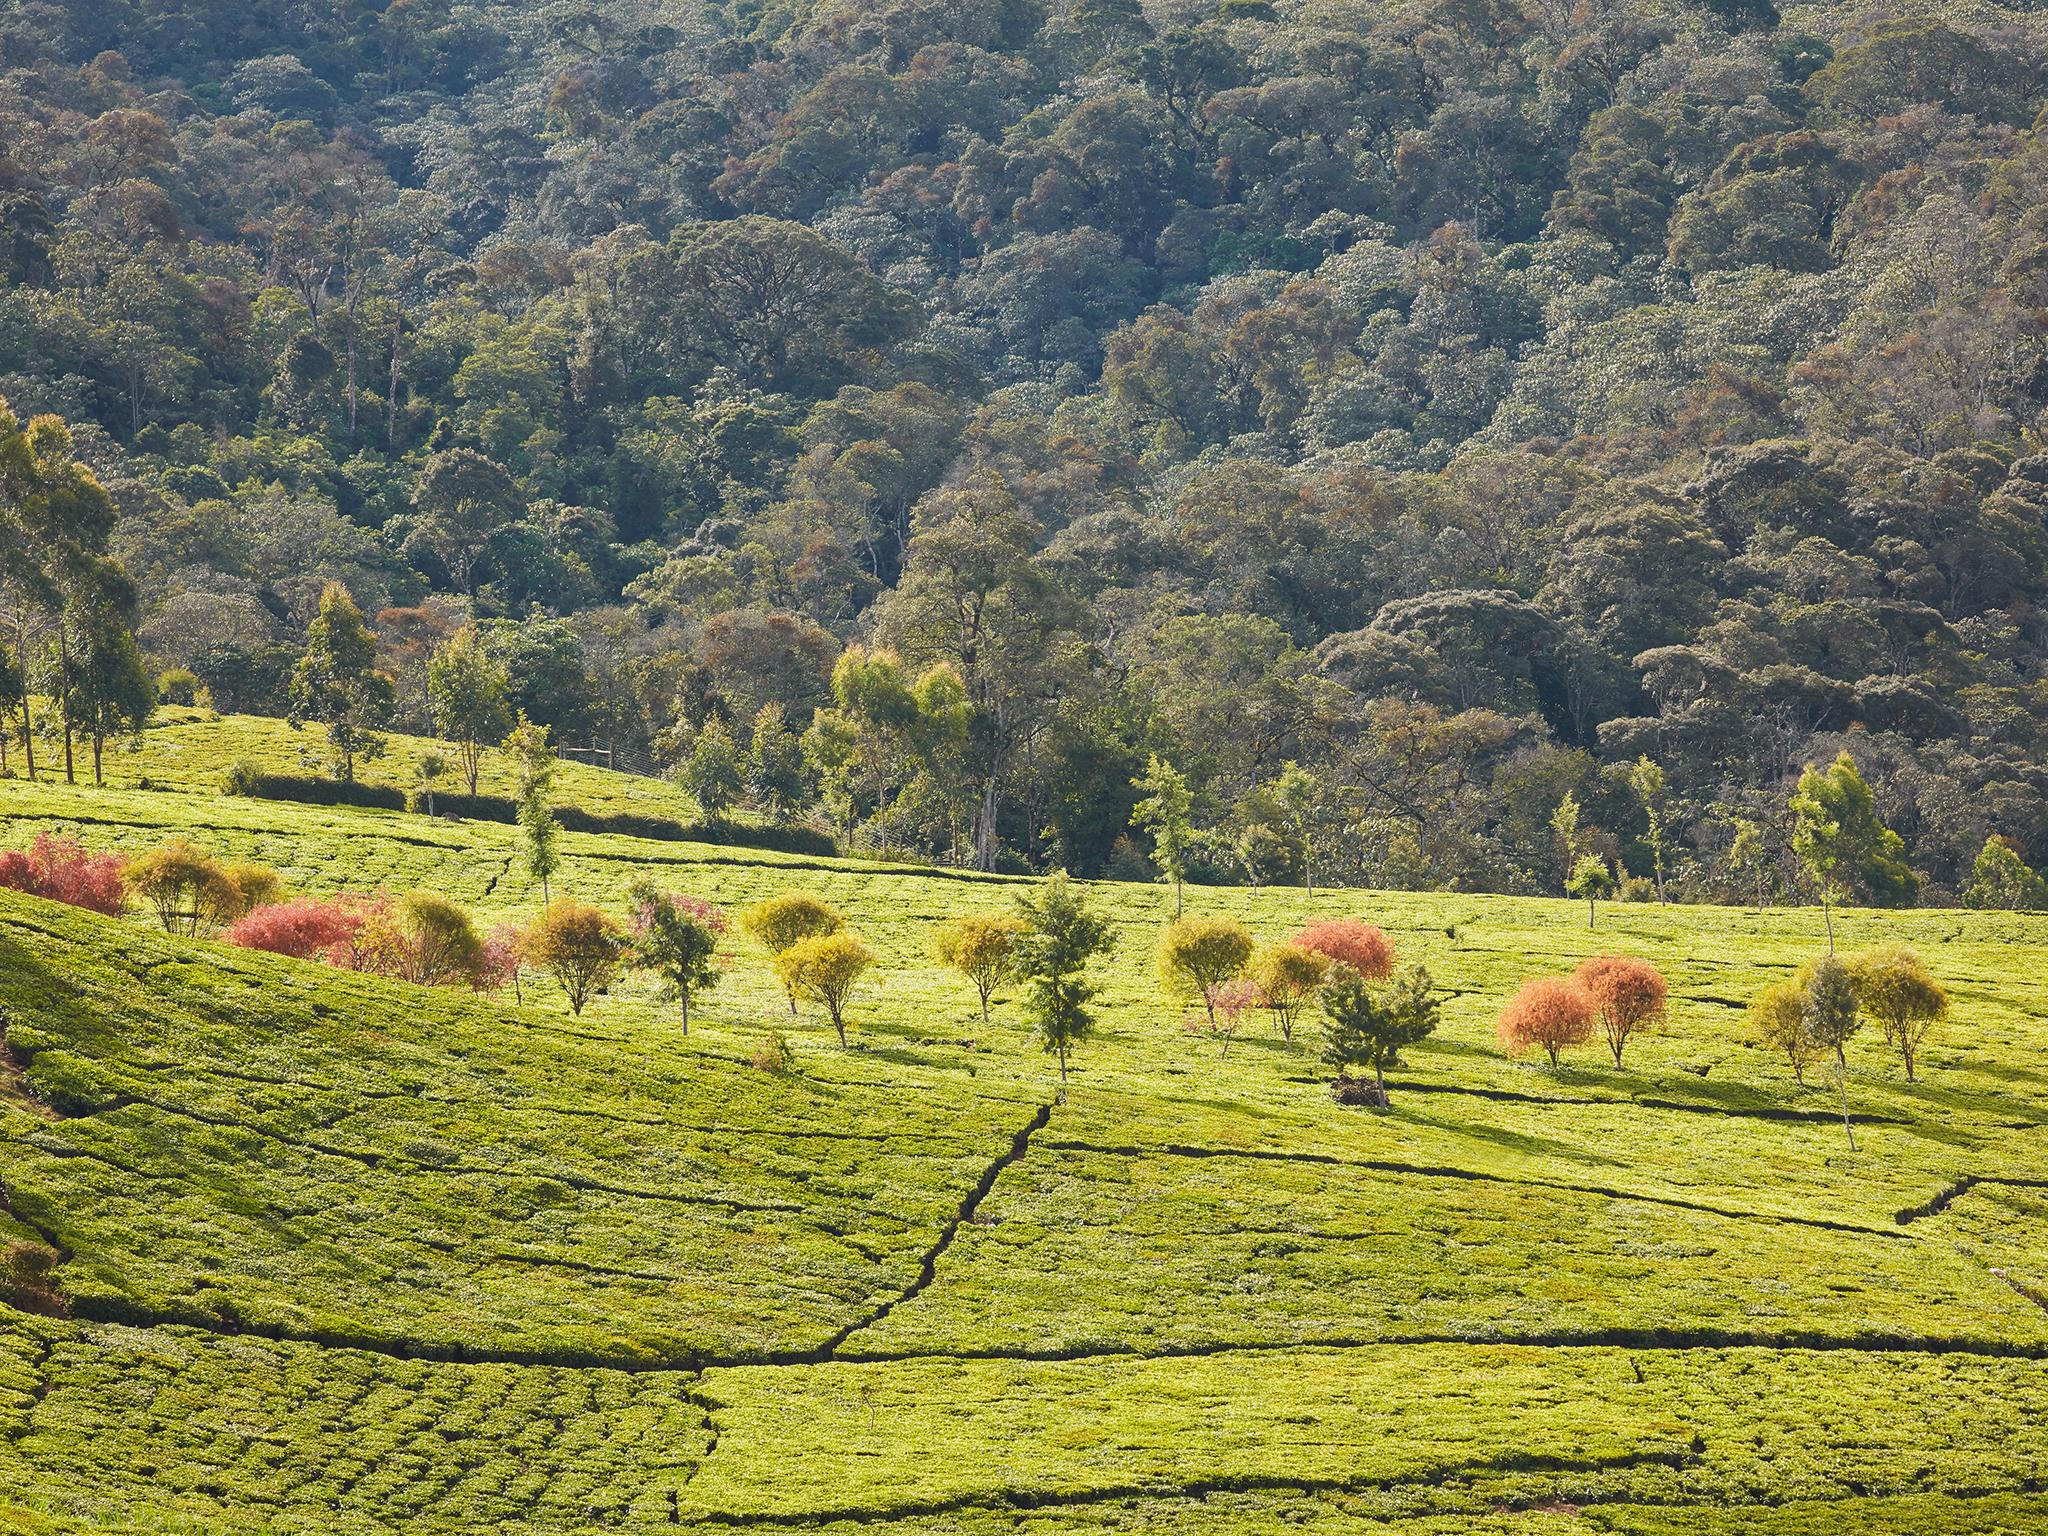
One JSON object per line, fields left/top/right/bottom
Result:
{"left": 96, "top": 705, "right": 713, "bottom": 822}
{"left": 0, "top": 727, "right": 2045, "bottom": 1534}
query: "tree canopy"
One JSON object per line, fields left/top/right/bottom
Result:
{"left": 2, "top": 1, "right": 2045, "bottom": 901}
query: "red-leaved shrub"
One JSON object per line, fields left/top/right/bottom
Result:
{"left": 632, "top": 889, "right": 730, "bottom": 937}
{"left": 1497, "top": 977, "right": 1596, "bottom": 1067}
{"left": 1293, "top": 919, "right": 1395, "bottom": 980}
{"left": 474, "top": 924, "right": 524, "bottom": 994}
{"left": 1573, "top": 955, "right": 1668, "bottom": 1067}
{"left": 0, "top": 834, "right": 128, "bottom": 916}
{"left": 1184, "top": 978, "right": 1260, "bottom": 1057}
{"left": 224, "top": 896, "right": 371, "bottom": 961}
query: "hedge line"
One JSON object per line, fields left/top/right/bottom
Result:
{"left": 233, "top": 774, "right": 408, "bottom": 811}
{"left": 414, "top": 789, "right": 840, "bottom": 858}
{"left": 231, "top": 774, "right": 837, "bottom": 857}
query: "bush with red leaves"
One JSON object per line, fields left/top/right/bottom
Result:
{"left": 1496, "top": 977, "right": 1596, "bottom": 1067}
{"left": 1293, "top": 918, "right": 1395, "bottom": 980}
{"left": 0, "top": 834, "right": 127, "bottom": 916}
{"left": 1573, "top": 955, "right": 1668, "bottom": 1067}
{"left": 224, "top": 897, "right": 371, "bottom": 961}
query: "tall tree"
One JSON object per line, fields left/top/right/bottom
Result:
{"left": 506, "top": 715, "right": 561, "bottom": 904}
{"left": 0, "top": 401, "right": 117, "bottom": 783}
{"left": 628, "top": 880, "right": 726, "bottom": 1035}
{"left": 426, "top": 626, "right": 512, "bottom": 795}
{"left": 1801, "top": 957, "right": 1863, "bottom": 1150}
{"left": 1791, "top": 752, "right": 1917, "bottom": 951}
{"left": 873, "top": 475, "right": 1076, "bottom": 871}
{"left": 1627, "top": 756, "right": 1670, "bottom": 902}
{"left": 1318, "top": 962, "right": 1440, "bottom": 1106}
{"left": 290, "top": 583, "right": 394, "bottom": 784}
{"left": 61, "top": 571, "right": 153, "bottom": 785}
{"left": 1130, "top": 754, "right": 1194, "bottom": 916}
{"left": 1014, "top": 873, "right": 1114, "bottom": 1083}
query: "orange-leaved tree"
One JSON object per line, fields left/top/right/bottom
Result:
{"left": 1573, "top": 955, "right": 1667, "bottom": 1067}
{"left": 1497, "top": 977, "right": 1596, "bottom": 1068}
{"left": 1293, "top": 919, "right": 1394, "bottom": 980}
{"left": 522, "top": 899, "right": 627, "bottom": 1015}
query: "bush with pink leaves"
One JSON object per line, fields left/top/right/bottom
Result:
{"left": 0, "top": 835, "right": 128, "bottom": 916}
{"left": 1293, "top": 918, "right": 1395, "bottom": 981}
{"left": 1185, "top": 977, "right": 1260, "bottom": 1056}
{"left": 475, "top": 923, "right": 524, "bottom": 995}
{"left": 224, "top": 897, "right": 371, "bottom": 961}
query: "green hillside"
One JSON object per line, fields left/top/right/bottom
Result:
{"left": 0, "top": 740, "right": 2046, "bottom": 1533}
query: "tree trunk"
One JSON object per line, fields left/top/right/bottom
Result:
{"left": 1836, "top": 1048, "right": 1856, "bottom": 1151}
{"left": 91, "top": 730, "right": 103, "bottom": 786}
{"left": 57, "top": 624, "right": 73, "bottom": 784}
{"left": 832, "top": 1011, "right": 847, "bottom": 1048}
{"left": 1057, "top": 1043, "right": 1068, "bottom": 1082}
{"left": 344, "top": 294, "right": 360, "bottom": 439}
{"left": 973, "top": 775, "right": 999, "bottom": 873}
{"left": 1822, "top": 899, "right": 1835, "bottom": 955}
{"left": 679, "top": 990, "right": 689, "bottom": 1036}
{"left": 386, "top": 309, "right": 403, "bottom": 448}
{"left": 17, "top": 604, "right": 34, "bottom": 781}
{"left": 1374, "top": 1060, "right": 1387, "bottom": 1103}
{"left": 1586, "top": 896, "right": 1596, "bottom": 928}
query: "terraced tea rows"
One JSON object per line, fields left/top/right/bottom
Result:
{"left": 1, "top": 753, "right": 2045, "bottom": 1534}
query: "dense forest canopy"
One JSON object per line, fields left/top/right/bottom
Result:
{"left": 2, "top": 0, "right": 2046, "bottom": 897}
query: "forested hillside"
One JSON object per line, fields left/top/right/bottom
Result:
{"left": 3, "top": 0, "right": 2047, "bottom": 894}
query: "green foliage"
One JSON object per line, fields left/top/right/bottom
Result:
{"left": 1250, "top": 941, "right": 1327, "bottom": 1042}
{"left": 1130, "top": 755, "right": 1194, "bottom": 915}
{"left": 1317, "top": 961, "right": 1440, "bottom": 1103}
{"left": 682, "top": 716, "right": 745, "bottom": 819}
{"left": 3, "top": 720, "right": 2048, "bottom": 1526}
{"left": 506, "top": 714, "right": 561, "bottom": 904}
{"left": 520, "top": 898, "right": 626, "bottom": 1015}
{"left": 775, "top": 930, "right": 875, "bottom": 1047}
{"left": 289, "top": 583, "right": 393, "bottom": 785}
{"left": 935, "top": 912, "right": 1026, "bottom": 1025}
{"left": 629, "top": 879, "right": 725, "bottom": 1033}
{"left": 1156, "top": 916, "right": 1254, "bottom": 1025}
{"left": 746, "top": 703, "right": 811, "bottom": 822}
{"left": 426, "top": 627, "right": 512, "bottom": 796}
{"left": 365, "top": 889, "right": 487, "bottom": 988}
{"left": 120, "top": 837, "right": 236, "bottom": 934}
{"left": 1801, "top": 955, "right": 1863, "bottom": 1148}
{"left": 1750, "top": 980, "right": 1820, "bottom": 1086}
{"left": 1014, "top": 872, "right": 1113, "bottom": 1081}
{"left": 1848, "top": 944, "right": 1948, "bottom": 1082}
{"left": 1566, "top": 853, "right": 1615, "bottom": 926}
{"left": 1965, "top": 836, "right": 2046, "bottom": 913}
{"left": 1791, "top": 753, "right": 1918, "bottom": 942}
{"left": 743, "top": 891, "right": 845, "bottom": 1012}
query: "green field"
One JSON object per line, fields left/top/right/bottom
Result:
{"left": 1, "top": 722, "right": 2046, "bottom": 1534}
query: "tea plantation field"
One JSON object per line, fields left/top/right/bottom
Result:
{"left": 1, "top": 727, "right": 2046, "bottom": 1534}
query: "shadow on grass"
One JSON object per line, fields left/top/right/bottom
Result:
{"left": 1391, "top": 1104, "right": 1628, "bottom": 1170}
